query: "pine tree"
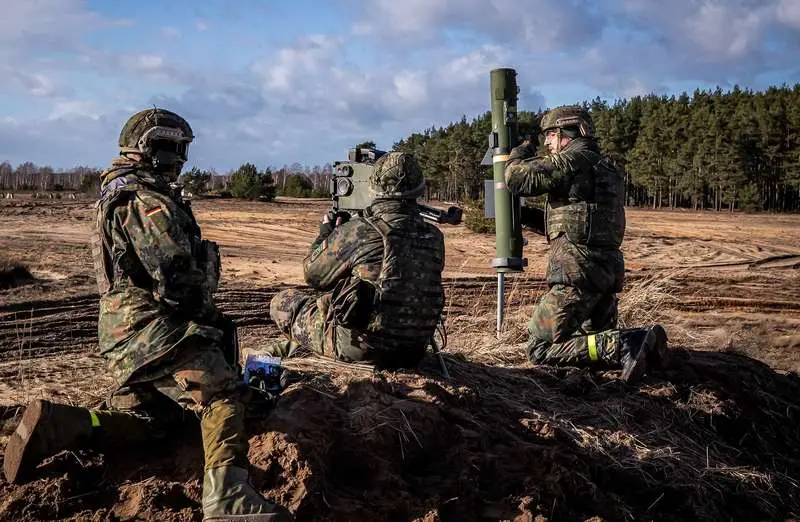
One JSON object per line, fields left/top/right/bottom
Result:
{"left": 229, "top": 163, "right": 276, "bottom": 201}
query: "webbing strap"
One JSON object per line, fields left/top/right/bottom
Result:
{"left": 588, "top": 334, "right": 598, "bottom": 362}
{"left": 89, "top": 411, "right": 101, "bottom": 428}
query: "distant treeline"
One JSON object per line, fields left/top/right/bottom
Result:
{"left": 4, "top": 84, "right": 800, "bottom": 211}
{"left": 394, "top": 84, "right": 800, "bottom": 212}
{"left": 0, "top": 161, "right": 334, "bottom": 200}
{"left": 181, "top": 164, "right": 332, "bottom": 199}
{"left": 0, "top": 163, "right": 102, "bottom": 194}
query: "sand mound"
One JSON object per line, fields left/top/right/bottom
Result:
{"left": 1, "top": 347, "right": 799, "bottom": 521}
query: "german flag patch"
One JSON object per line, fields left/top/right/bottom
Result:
{"left": 144, "top": 206, "right": 169, "bottom": 233}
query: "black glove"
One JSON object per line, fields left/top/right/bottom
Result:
{"left": 318, "top": 211, "right": 351, "bottom": 238}
{"left": 318, "top": 220, "right": 335, "bottom": 239}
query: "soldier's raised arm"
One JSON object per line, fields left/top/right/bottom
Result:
{"left": 504, "top": 153, "right": 566, "bottom": 197}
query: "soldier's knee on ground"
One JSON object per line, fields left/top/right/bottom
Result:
{"left": 270, "top": 289, "right": 313, "bottom": 333}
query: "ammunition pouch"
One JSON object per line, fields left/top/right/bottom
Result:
{"left": 545, "top": 201, "right": 623, "bottom": 248}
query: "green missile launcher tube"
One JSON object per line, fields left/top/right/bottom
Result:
{"left": 488, "top": 68, "right": 526, "bottom": 336}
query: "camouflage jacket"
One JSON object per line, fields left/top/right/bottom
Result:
{"left": 91, "top": 160, "right": 223, "bottom": 388}
{"left": 505, "top": 139, "right": 625, "bottom": 293}
{"left": 303, "top": 199, "right": 445, "bottom": 357}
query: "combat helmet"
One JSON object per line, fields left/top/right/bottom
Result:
{"left": 369, "top": 152, "right": 425, "bottom": 199}
{"left": 118, "top": 108, "right": 193, "bottom": 176}
{"left": 540, "top": 105, "right": 595, "bottom": 139}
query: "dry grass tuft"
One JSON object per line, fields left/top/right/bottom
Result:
{"left": 267, "top": 343, "right": 800, "bottom": 521}
{"left": 618, "top": 269, "right": 684, "bottom": 329}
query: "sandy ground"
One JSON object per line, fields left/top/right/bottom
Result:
{"left": 2, "top": 196, "right": 798, "bottom": 379}
{"left": 0, "top": 196, "right": 799, "bottom": 521}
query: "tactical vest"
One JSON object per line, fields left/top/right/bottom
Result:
{"left": 91, "top": 169, "right": 220, "bottom": 296}
{"left": 361, "top": 215, "right": 444, "bottom": 351}
{"left": 545, "top": 157, "right": 626, "bottom": 248}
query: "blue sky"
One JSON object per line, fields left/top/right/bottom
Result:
{"left": 1, "top": 0, "right": 799, "bottom": 171}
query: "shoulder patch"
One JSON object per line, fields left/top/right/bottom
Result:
{"left": 309, "top": 239, "right": 327, "bottom": 263}
{"left": 134, "top": 192, "right": 173, "bottom": 234}
{"left": 100, "top": 176, "right": 130, "bottom": 201}
{"left": 147, "top": 207, "right": 169, "bottom": 233}
{"left": 138, "top": 202, "right": 169, "bottom": 234}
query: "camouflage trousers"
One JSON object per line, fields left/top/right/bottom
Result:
{"left": 267, "top": 288, "right": 370, "bottom": 363}
{"left": 526, "top": 284, "right": 622, "bottom": 368}
{"left": 106, "top": 339, "right": 249, "bottom": 470}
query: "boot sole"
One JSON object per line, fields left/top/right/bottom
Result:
{"left": 621, "top": 331, "right": 652, "bottom": 384}
{"left": 650, "top": 324, "right": 670, "bottom": 369}
{"left": 3, "top": 399, "right": 47, "bottom": 484}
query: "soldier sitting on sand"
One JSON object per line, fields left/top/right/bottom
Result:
{"left": 3, "top": 108, "right": 293, "bottom": 522}
{"left": 264, "top": 152, "right": 446, "bottom": 370}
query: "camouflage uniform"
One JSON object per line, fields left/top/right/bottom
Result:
{"left": 4, "top": 109, "right": 292, "bottom": 521}
{"left": 269, "top": 152, "right": 445, "bottom": 369}
{"left": 505, "top": 106, "right": 630, "bottom": 371}
{"left": 90, "top": 159, "right": 249, "bottom": 462}
{"left": 93, "top": 161, "right": 238, "bottom": 415}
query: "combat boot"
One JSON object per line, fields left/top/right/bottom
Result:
{"left": 645, "top": 324, "right": 670, "bottom": 370}
{"left": 3, "top": 399, "right": 153, "bottom": 483}
{"left": 201, "top": 398, "right": 293, "bottom": 521}
{"left": 619, "top": 325, "right": 668, "bottom": 384}
{"left": 202, "top": 465, "right": 293, "bottom": 521}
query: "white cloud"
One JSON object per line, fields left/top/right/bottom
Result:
{"left": 349, "top": 0, "right": 604, "bottom": 51}
{"left": 0, "top": 0, "right": 115, "bottom": 45}
{"left": 392, "top": 71, "right": 429, "bottom": 106}
{"left": 136, "top": 55, "right": 165, "bottom": 71}
{"left": 777, "top": 0, "right": 800, "bottom": 30}
{"left": 366, "top": 0, "right": 450, "bottom": 34}
{"left": 162, "top": 26, "right": 182, "bottom": 39}
{"left": 253, "top": 35, "right": 341, "bottom": 93}
{"left": 21, "top": 73, "right": 58, "bottom": 97}
{"left": 437, "top": 45, "right": 509, "bottom": 88}
{"left": 0, "top": 67, "right": 63, "bottom": 98}
{"left": 0, "top": 110, "right": 124, "bottom": 167}
{"left": 617, "top": 0, "right": 777, "bottom": 59}
{"left": 48, "top": 101, "right": 103, "bottom": 121}
{"left": 1, "top": 0, "right": 800, "bottom": 171}
{"left": 683, "top": 3, "right": 770, "bottom": 59}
